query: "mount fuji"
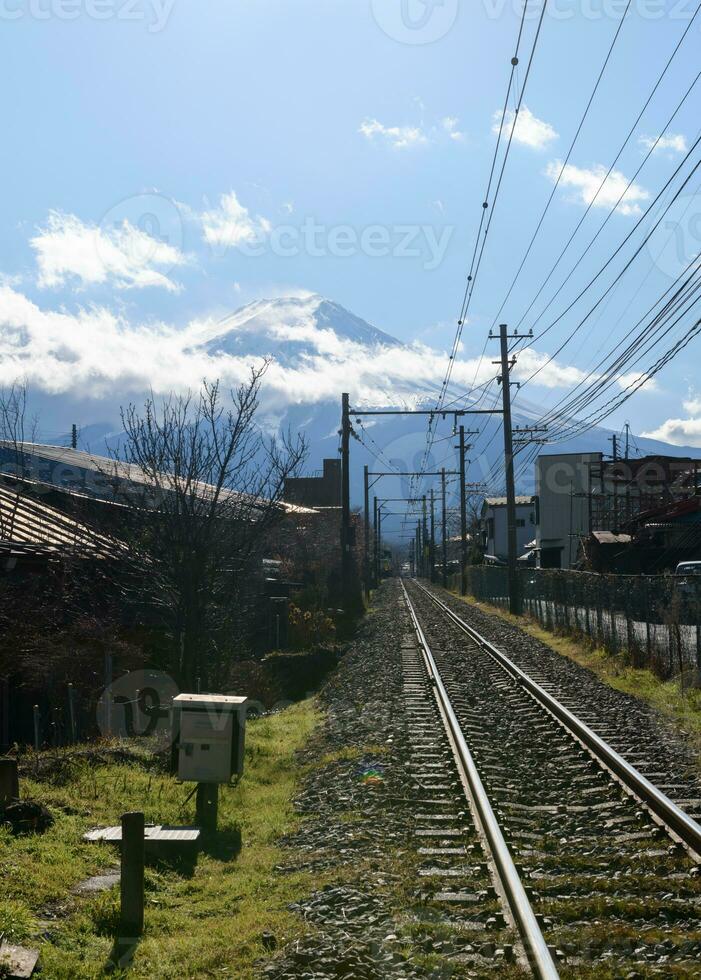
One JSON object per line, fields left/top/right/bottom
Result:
{"left": 27, "top": 292, "right": 699, "bottom": 522}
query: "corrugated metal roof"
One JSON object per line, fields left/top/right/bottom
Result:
{"left": 0, "top": 484, "right": 122, "bottom": 557}
{"left": 0, "top": 442, "right": 316, "bottom": 516}
{"left": 591, "top": 531, "right": 632, "bottom": 545}
{"left": 484, "top": 495, "right": 535, "bottom": 507}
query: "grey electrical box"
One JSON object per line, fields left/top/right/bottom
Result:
{"left": 171, "top": 694, "right": 247, "bottom": 784}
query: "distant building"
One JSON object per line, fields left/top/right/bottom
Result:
{"left": 283, "top": 458, "right": 341, "bottom": 508}
{"left": 535, "top": 450, "right": 701, "bottom": 570}
{"left": 481, "top": 495, "right": 536, "bottom": 562}
{"left": 535, "top": 452, "right": 600, "bottom": 569}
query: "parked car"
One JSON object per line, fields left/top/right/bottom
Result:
{"left": 674, "top": 561, "right": 701, "bottom": 595}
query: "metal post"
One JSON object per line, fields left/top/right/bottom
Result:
{"left": 459, "top": 426, "right": 468, "bottom": 596}
{"left": 120, "top": 811, "right": 145, "bottom": 936}
{"left": 196, "top": 783, "right": 219, "bottom": 832}
{"left": 429, "top": 489, "right": 435, "bottom": 583}
{"left": 499, "top": 324, "right": 520, "bottom": 615}
{"left": 33, "top": 704, "right": 40, "bottom": 750}
{"left": 416, "top": 523, "right": 421, "bottom": 578}
{"left": 363, "top": 465, "right": 370, "bottom": 597}
{"left": 377, "top": 506, "right": 383, "bottom": 580}
{"left": 441, "top": 468, "right": 448, "bottom": 589}
{"left": 340, "top": 393, "right": 352, "bottom": 601}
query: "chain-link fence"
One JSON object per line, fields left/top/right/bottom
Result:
{"left": 454, "top": 566, "right": 701, "bottom": 681}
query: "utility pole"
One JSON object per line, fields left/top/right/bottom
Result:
{"left": 429, "top": 489, "right": 435, "bottom": 583}
{"left": 416, "top": 523, "right": 421, "bottom": 577}
{"left": 363, "top": 465, "right": 370, "bottom": 599}
{"left": 610, "top": 433, "right": 618, "bottom": 462}
{"left": 71, "top": 424, "right": 77, "bottom": 450}
{"left": 340, "top": 393, "right": 352, "bottom": 603}
{"left": 373, "top": 496, "right": 379, "bottom": 586}
{"left": 459, "top": 426, "right": 468, "bottom": 596}
{"left": 497, "top": 324, "right": 520, "bottom": 616}
{"left": 624, "top": 423, "right": 630, "bottom": 460}
{"left": 441, "top": 468, "right": 447, "bottom": 589}
{"left": 421, "top": 495, "right": 428, "bottom": 579}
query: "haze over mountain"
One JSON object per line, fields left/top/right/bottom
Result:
{"left": 17, "top": 292, "right": 700, "bottom": 521}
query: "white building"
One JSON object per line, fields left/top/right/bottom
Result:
{"left": 481, "top": 496, "right": 537, "bottom": 562}
{"left": 535, "top": 451, "right": 601, "bottom": 568}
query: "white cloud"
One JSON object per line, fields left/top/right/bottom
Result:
{"left": 198, "top": 191, "right": 272, "bottom": 248}
{"left": 617, "top": 371, "right": 658, "bottom": 392}
{"left": 441, "top": 116, "right": 466, "bottom": 142}
{"left": 31, "top": 211, "right": 186, "bottom": 292}
{"left": 0, "top": 287, "right": 590, "bottom": 407}
{"left": 639, "top": 132, "right": 688, "bottom": 155}
{"left": 642, "top": 417, "right": 701, "bottom": 447}
{"left": 544, "top": 160, "right": 650, "bottom": 216}
{"left": 359, "top": 118, "right": 428, "bottom": 150}
{"left": 494, "top": 105, "right": 558, "bottom": 150}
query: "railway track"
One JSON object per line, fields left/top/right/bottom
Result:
{"left": 400, "top": 577, "right": 701, "bottom": 977}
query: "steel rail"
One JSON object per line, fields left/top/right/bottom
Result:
{"left": 412, "top": 579, "right": 701, "bottom": 860}
{"left": 399, "top": 580, "right": 560, "bottom": 980}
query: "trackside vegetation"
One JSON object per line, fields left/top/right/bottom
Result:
{"left": 1, "top": 701, "right": 320, "bottom": 979}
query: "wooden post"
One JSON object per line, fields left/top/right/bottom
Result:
{"left": 0, "top": 758, "right": 19, "bottom": 804}
{"left": 120, "top": 812, "right": 145, "bottom": 936}
{"left": 196, "top": 783, "right": 219, "bottom": 832}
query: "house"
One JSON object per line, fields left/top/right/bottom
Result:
{"left": 283, "top": 458, "right": 341, "bottom": 508}
{"left": 481, "top": 495, "right": 537, "bottom": 562}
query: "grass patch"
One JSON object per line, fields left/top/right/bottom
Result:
{"left": 2, "top": 700, "right": 320, "bottom": 979}
{"left": 451, "top": 590, "right": 701, "bottom": 757}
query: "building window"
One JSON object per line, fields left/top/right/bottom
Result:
{"left": 516, "top": 518, "right": 525, "bottom": 528}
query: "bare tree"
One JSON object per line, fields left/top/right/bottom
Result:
{"left": 109, "top": 367, "right": 307, "bottom": 688}
{"left": 0, "top": 382, "right": 39, "bottom": 540}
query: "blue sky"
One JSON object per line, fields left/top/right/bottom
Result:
{"left": 2, "top": 0, "right": 701, "bottom": 445}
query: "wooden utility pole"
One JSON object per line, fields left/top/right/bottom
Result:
{"left": 363, "top": 465, "right": 370, "bottom": 598}
{"left": 498, "top": 324, "right": 520, "bottom": 616}
{"left": 441, "top": 468, "right": 447, "bottom": 588}
{"left": 340, "top": 393, "right": 352, "bottom": 602}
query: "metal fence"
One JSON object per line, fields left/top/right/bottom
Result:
{"left": 454, "top": 566, "right": 701, "bottom": 681}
